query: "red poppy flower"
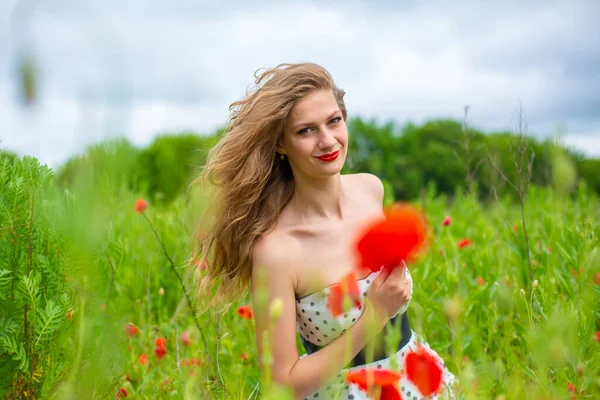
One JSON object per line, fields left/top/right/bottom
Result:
{"left": 476, "top": 277, "right": 485, "bottom": 286}
{"left": 241, "top": 353, "right": 249, "bottom": 361}
{"left": 180, "top": 331, "right": 191, "bottom": 346}
{"left": 442, "top": 216, "right": 451, "bottom": 226}
{"left": 155, "top": 346, "right": 167, "bottom": 359}
{"left": 237, "top": 305, "right": 253, "bottom": 320}
{"left": 593, "top": 272, "right": 600, "bottom": 285}
{"left": 134, "top": 198, "right": 147, "bottom": 214}
{"left": 155, "top": 337, "right": 166, "bottom": 348}
{"left": 116, "top": 387, "right": 128, "bottom": 397}
{"left": 125, "top": 323, "right": 139, "bottom": 338}
{"left": 458, "top": 238, "right": 472, "bottom": 249}
{"left": 327, "top": 271, "right": 362, "bottom": 317}
{"left": 139, "top": 353, "right": 148, "bottom": 365}
{"left": 595, "top": 332, "right": 600, "bottom": 342}
{"left": 346, "top": 368, "right": 403, "bottom": 400}
{"left": 354, "top": 204, "right": 429, "bottom": 272}
{"left": 155, "top": 337, "right": 167, "bottom": 359}
{"left": 405, "top": 345, "right": 443, "bottom": 396}
{"left": 567, "top": 382, "right": 576, "bottom": 393}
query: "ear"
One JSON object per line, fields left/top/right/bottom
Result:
{"left": 275, "top": 136, "right": 286, "bottom": 155}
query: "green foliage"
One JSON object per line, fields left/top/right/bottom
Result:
{"left": 2, "top": 119, "right": 600, "bottom": 398}
{"left": 0, "top": 154, "right": 75, "bottom": 397}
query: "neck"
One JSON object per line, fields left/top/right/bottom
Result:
{"left": 289, "top": 173, "right": 347, "bottom": 221}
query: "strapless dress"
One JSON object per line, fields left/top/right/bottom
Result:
{"left": 295, "top": 268, "right": 457, "bottom": 399}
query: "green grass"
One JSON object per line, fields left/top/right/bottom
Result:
{"left": 2, "top": 154, "right": 599, "bottom": 399}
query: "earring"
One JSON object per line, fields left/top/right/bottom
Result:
{"left": 280, "top": 153, "right": 285, "bottom": 160}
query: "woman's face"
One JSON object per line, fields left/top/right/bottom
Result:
{"left": 278, "top": 89, "right": 348, "bottom": 178}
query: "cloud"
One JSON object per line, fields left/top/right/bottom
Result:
{"left": 1, "top": 0, "right": 599, "bottom": 169}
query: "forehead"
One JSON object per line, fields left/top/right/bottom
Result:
{"left": 287, "top": 89, "right": 339, "bottom": 124}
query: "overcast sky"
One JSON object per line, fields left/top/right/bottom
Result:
{"left": 1, "top": 0, "right": 599, "bottom": 169}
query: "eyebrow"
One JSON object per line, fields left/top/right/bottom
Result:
{"left": 292, "top": 110, "right": 341, "bottom": 132}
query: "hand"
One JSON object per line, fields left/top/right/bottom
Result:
{"left": 363, "top": 264, "right": 412, "bottom": 330}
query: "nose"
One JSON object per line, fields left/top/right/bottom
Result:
{"left": 318, "top": 127, "right": 338, "bottom": 151}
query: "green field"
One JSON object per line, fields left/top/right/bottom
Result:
{"left": 1, "top": 148, "right": 599, "bottom": 399}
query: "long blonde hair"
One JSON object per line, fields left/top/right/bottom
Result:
{"left": 190, "top": 62, "right": 347, "bottom": 306}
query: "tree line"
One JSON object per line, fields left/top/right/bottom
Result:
{"left": 4, "top": 117, "right": 597, "bottom": 204}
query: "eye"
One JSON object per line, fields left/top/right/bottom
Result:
{"left": 329, "top": 117, "right": 342, "bottom": 124}
{"left": 297, "top": 127, "right": 311, "bottom": 135}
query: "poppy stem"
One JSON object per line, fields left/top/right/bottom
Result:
{"left": 141, "top": 213, "right": 210, "bottom": 359}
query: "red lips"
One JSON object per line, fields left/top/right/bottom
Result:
{"left": 317, "top": 150, "right": 340, "bottom": 161}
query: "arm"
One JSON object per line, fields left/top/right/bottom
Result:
{"left": 251, "top": 238, "right": 385, "bottom": 399}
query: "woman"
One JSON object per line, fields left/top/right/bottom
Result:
{"left": 194, "top": 63, "right": 456, "bottom": 399}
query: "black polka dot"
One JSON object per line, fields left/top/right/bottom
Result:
{"left": 308, "top": 318, "right": 312, "bottom": 322}
{"left": 366, "top": 280, "right": 370, "bottom": 284}
{"left": 316, "top": 311, "right": 320, "bottom": 315}
{"left": 344, "top": 313, "right": 348, "bottom": 318}
{"left": 324, "top": 334, "right": 328, "bottom": 338}
{"left": 300, "top": 327, "right": 303, "bottom": 331}
{"left": 401, "top": 386, "right": 405, "bottom": 391}
{"left": 332, "top": 328, "right": 336, "bottom": 331}
{"left": 377, "top": 364, "right": 382, "bottom": 369}
{"left": 413, "top": 397, "right": 418, "bottom": 400}
{"left": 315, "top": 327, "right": 319, "bottom": 330}
{"left": 348, "top": 395, "right": 354, "bottom": 400}
{"left": 407, "top": 391, "right": 411, "bottom": 396}
{"left": 323, "top": 320, "right": 328, "bottom": 325}
{"left": 313, "top": 394, "right": 319, "bottom": 398}
{"left": 304, "top": 323, "right": 307, "bottom": 327}
{"left": 310, "top": 331, "right": 314, "bottom": 334}
{"left": 297, "top": 314, "right": 301, "bottom": 318}
{"left": 352, "top": 318, "right": 356, "bottom": 322}
{"left": 302, "top": 309, "right": 305, "bottom": 313}
{"left": 310, "top": 302, "right": 314, "bottom": 306}
{"left": 317, "top": 338, "right": 321, "bottom": 342}
{"left": 297, "top": 300, "right": 300, "bottom": 303}
{"left": 363, "top": 292, "right": 367, "bottom": 296}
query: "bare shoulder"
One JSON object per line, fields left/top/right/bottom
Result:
{"left": 347, "top": 172, "right": 385, "bottom": 205}
{"left": 251, "top": 229, "right": 299, "bottom": 289}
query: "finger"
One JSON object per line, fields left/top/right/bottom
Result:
{"left": 387, "top": 264, "right": 407, "bottom": 280}
{"left": 372, "top": 267, "right": 391, "bottom": 288}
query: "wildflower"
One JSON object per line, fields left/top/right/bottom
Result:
{"left": 458, "top": 238, "right": 472, "bottom": 249}
{"left": 134, "top": 198, "right": 147, "bottom": 214}
{"left": 532, "top": 280, "right": 538, "bottom": 288}
{"left": 237, "top": 305, "right": 253, "bottom": 320}
{"left": 513, "top": 224, "right": 518, "bottom": 234}
{"left": 594, "top": 332, "right": 600, "bottom": 342}
{"left": 116, "top": 387, "right": 128, "bottom": 398}
{"left": 354, "top": 203, "right": 429, "bottom": 272}
{"left": 593, "top": 272, "right": 600, "bottom": 285}
{"left": 442, "top": 216, "right": 451, "bottom": 226}
{"left": 327, "top": 271, "right": 362, "bottom": 317}
{"left": 405, "top": 345, "right": 443, "bottom": 397}
{"left": 125, "top": 323, "right": 139, "bottom": 338}
{"left": 139, "top": 353, "right": 148, "bottom": 365}
{"left": 180, "top": 331, "right": 191, "bottom": 347}
{"left": 346, "top": 368, "right": 402, "bottom": 399}
{"left": 155, "top": 337, "right": 167, "bottom": 359}
{"left": 158, "top": 287, "right": 165, "bottom": 296}
{"left": 241, "top": 353, "right": 249, "bottom": 362}
{"left": 476, "top": 277, "right": 485, "bottom": 286}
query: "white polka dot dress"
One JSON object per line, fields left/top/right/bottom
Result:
{"left": 295, "top": 269, "right": 457, "bottom": 399}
